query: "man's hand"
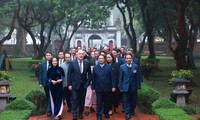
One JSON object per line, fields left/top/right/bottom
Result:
{"left": 39, "top": 85, "right": 43, "bottom": 88}
{"left": 92, "top": 90, "right": 95, "bottom": 94}
{"left": 52, "top": 80, "right": 57, "bottom": 85}
{"left": 112, "top": 88, "right": 116, "bottom": 92}
{"left": 68, "top": 86, "right": 72, "bottom": 91}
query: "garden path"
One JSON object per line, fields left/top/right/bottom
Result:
{"left": 29, "top": 104, "right": 159, "bottom": 120}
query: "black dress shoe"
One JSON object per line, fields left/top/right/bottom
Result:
{"left": 97, "top": 117, "right": 102, "bottom": 120}
{"left": 85, "top": 111, "right": 90, "bottom": 116}
{"left": 105, "top": 114, "right": 110, "bottom": 119}
{"left": 131, "top": 112, "right": 135, "bottom": 116}
{"left": 47, "top": 112, "right": 52, "bottom": 117}
{"left": 72, "top": 116, "right": 77, "bottom": 120}
{"left": 125, "top": 115, "right": 131, "bottom": 120}
{"left": 79, "top": 114, "right": 84, "bottom": 119}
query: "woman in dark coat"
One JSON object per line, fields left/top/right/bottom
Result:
{"left": 106, "top": 53, "right": 121, "bottom": 114}
{"left": 47, "top": 57, "right": 65, "bottom": 119}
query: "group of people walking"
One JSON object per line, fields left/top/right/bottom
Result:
{"left": 38, "top": 46, "right": 142, "bottom": 120}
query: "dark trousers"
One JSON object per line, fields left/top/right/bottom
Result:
{"left": 63, "top": 87, "right": 72, "bottom": 110}
{"left": 44, "top": 85, "right": 51, "bottom": 114}
{"left": 71, "top": 85, "right": 86, "bottom": 117}
{"left": 111, "top": 87, "right": 121, "bottom": 109}
{"left": 96, "top": 91, "right": 112, "bottom": 118}
{"left": 123, "top": 91, "right": 137, "bottom": 116}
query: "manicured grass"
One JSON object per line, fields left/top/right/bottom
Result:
{"left": 8, "top": 58, "right": 42, "bottom": 98}
{"left": 145, "top": 56, "right": 200, "bottom": 108}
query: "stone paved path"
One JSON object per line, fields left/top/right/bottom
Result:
{"left": 29, "top": 105, "right": 159, "bottom": 120}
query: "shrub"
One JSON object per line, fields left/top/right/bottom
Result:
{"left": 154, "top": 108, "right": 193, "bottom": 120}
{"left": 171, "top": 69, "right": 193, "bottom": 80}
{"left": 181, "top": 106, "right": 200, "bottom": 115}
{"left": 0, "top": 71, "right": 14, "bottom": 81}
{"left": 141, "top": 58, "right": 160, "bottom": 80}
{"left": 0, "top": 110, "right": 32, "bottom": 120}
{"left": 6, "top": 98, "right": 36, "bottom": 111}
{"left": 25, "top": 90, "right": 47, "bottom": 115}
{"left": 137, "top": 83, "right": 160, "bottom": 113}
{"left": 152, "top": 97, "right": 177, "bottom": 112}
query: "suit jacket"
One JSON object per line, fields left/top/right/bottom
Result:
{"left": 92, "top": 64, "right": 116, "bottom": 92}
{"left": 60, "top": 61, "right": 70, "bottom": 87}
{"left": 39, "top": 61, "right": 50, "bottom": 87}
{"left": 116, "top": 57, "right": 125, "bottom": 66}
{"left": 110, "top": 62, "right": 120, "bottom": 85}
{"left": 119, "top": 63, "right": 141, "bottom": 92}
{"left": 133, "top": 57, "right": 143, "bottom": 82}
{"left": 90, "top": 58, "right": 98, "bottom": 66}
{"left": 67, "top": 59, "right": 91, "bottom": 90}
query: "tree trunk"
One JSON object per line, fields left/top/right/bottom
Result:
{"left": 174, "top": 41, "right": 187, "bottom": 70}
{"left": 15, "top": 26, "right": 28, "bottom": 57}
{"left": 147, "top": 31, "right": 156, "bottom": 58}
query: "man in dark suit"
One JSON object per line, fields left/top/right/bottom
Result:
{"left": 38, "top": 51, "right": 52, "bottom": 116}
{"left": 92, "top": 54, "right": 116, "bottom": 120}
{"left": 127, "top": 48, "right": 143, "bottom": 82}
{"left": 111, "top": 48, "right": 125, "bottom": 66}
{"left": 58, "top": 50, "right": 64, "bottom": 66}
{"left": 67, "top": 49, "right": 92, "bottom": 120}
{"left": 119, "top": 53, "right": 141, "bottom": 120}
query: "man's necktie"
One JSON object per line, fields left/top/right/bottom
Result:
{"left": 79, "top": 61, "right": 82, "bottom": 73}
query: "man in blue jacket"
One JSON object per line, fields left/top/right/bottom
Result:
{"left": 92, "top": 54, "right": 116, "bottom": 120}
{"left": 38, "top": 51, "right": 52, "bottom": 116}
{"left": 119, "top": 53, "right": 141, "bottom": 120}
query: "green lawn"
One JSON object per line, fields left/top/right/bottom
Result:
{"left": 145, "top": 56, "right": 200, "bottom": 108}
{"left": 9, "top": 58, "right": 42, "bottom": 98}
{"left": 4, "top": 56, "right": 200, "bottom": 109}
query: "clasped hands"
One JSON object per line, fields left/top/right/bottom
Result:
{"left": 51, "top": 79, "right": 62, "bottom": 85}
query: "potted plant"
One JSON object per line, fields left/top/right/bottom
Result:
{"left": 141, "top": 58, "right": 159, "bottom": 80}
{"left": 0, "top": 71, "right": 14, "bottom": 81}
{"left": 30, "top": 62, "right": 41, "bottom": 78}
{"left": 170, "top": 69, "right": 194, "bottom": 102}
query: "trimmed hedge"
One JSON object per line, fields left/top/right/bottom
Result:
{"left": 154, "top": 108, "right": 194, "bottom": 120}
{"left": 137, "top": 83, "right": 160, "bottom": 113}
{"left": 6, "top": 98, "right": 36, "bottom": 110}
{"left": 181, "top": 106, "right": 200, "bottom": 115}
{"left": 0, "top": 110, "right": 32, "bottom": 120}
{"left": 3, "top": 98, "right": 36, "bottom": 119}
{"left": 25, "top": 90, "right": 47, "bottom": 115}
{"left": 152, "top": 97, "right": 177, "bottom": 111}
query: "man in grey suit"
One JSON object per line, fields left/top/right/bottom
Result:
{"left": 67, "top": 49, "right": 92, "bottom": 120}
{"left": 60, "top": 53, "right": 72, "bottom": 112}
{"left": 38, "top": 51, "right": 52, "bottom": 116}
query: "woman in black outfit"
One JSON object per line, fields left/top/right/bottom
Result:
{"left": 47, "top": 57, "right": 65, "bottom": 120}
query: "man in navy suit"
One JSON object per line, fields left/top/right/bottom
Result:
{"left": 38, "top": 51, "right": 52, "bottom": 116}
{"left": 111, "top": 48, "right": 125, "bottom": 66}
{"left": 92, "top": 54, "right": 116, "bottom": 120}
{"left": 127, "top": 48, "right": 143, "bottom": 82}
{"left": 119, "top": 53, "right": 141, "bottom": 120}
{"left": 67, "top": 49, "right": 92, "bottom": 120}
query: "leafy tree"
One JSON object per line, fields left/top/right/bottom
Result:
{"left": 160, "top": 0, "right": 199, "bottom": 69}
{"left": 16, "top": 0, "right": 63, "bottom": 59}
{"left": 54, "top": 0, "right": 114, "bottom": 52}
{"left": 0, "top": 1, "right": 17, "bottom": 53}
{"left": 114, "top": 0, "right": 138, "bottom": 53}
{"left": 137, "top": 0, "right": 160, "bottom": 58}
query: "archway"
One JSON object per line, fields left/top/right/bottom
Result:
{"left": 88, "top": 34, "right": 102, "bottom": 50}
